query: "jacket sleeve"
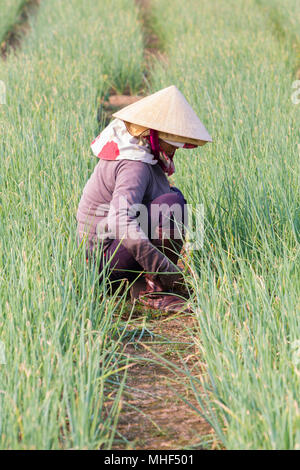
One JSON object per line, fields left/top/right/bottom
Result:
{"left": 106, "top": 161, "right": 179, "bottom": 274}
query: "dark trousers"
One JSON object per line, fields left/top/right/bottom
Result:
{"left": 100, "top": 187, "right": 187, "bottom": 283}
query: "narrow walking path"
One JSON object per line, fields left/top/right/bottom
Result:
{"left": 112, "top": 312, "right": 215, "bottom": 449}
{"left": 100, "top": 0, "right": 216, "bottom": 450}
{"left": 135, "top": 0, "right": 165, "bottom": 63}
{"left": 99, "top": 0, "right": 167, "bottom": 124}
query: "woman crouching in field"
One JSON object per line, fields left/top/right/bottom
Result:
{"left": 77, "top": 86, "right": 212, "bottom": 313}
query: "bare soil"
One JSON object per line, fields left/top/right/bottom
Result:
{"left": 99, "top": 0, "right": 168, "bottom": 124}
{"left": 98, "top": 0, "right": 216, "bottom": 450}
{"left": 112, "top": 311, "right": 215, "bottom": 450}
{"left": 106, "top": 95, "right": 143, "bottom": 108}
{"left": 100, "top": 93, "right": 144, "bottom": 125}
{"left": 136, "top": 0, "right": 162, "bottom": 56}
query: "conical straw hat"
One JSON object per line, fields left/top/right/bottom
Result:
{"left": 112, "top": 85, "right": 212, "bottom": 146}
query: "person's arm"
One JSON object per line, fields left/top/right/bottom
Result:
{"left": 107, "top": 160, "right": 180, "bottom": 276}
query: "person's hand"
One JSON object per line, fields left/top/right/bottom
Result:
{"left": 159, "top": 266, "right": 190, "bottom": 298}
{"left": 142, "top": 268, "right": 189, "bottom": 301}
{"left": 143, "top": 270, "right": 182, "bottom": 293}
{"left": 158, "top": 269, "right": 184, "bottom": 291}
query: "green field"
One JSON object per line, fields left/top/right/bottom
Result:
{"left": 150, "top": 0, "right": 300, "bottom": 449}
{"left": 0, "top": 0, "right": 144, "bottom": 449}
{"left": 0, "top": 0, "right": 25, "bottom": 42}
{"left": 0, "top": 0, "right": 299, "bottom": 450}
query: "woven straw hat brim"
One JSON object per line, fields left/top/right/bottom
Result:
{"left": 112, "top": 85, "right": 212, "bottom": 146}
{"left": 124, "top": 122, "right": 207, "bottom": 146}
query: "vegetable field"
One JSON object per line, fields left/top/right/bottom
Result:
{"left": 0, "top": 1, "right": 24, "bottom": 42}
{"left": 0, "top": 0, "right": 299, "bottom": 450}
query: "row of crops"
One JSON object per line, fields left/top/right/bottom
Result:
{"left": 0, "top": 0, "right": 299, "bottom": 450}
{"left": 0, "top": 0, "right": 144, "bottom": 449}
{"left": 150, "top": 0, "right": 300, "bottom": 449}
{"left": 256, "top": 0, "right": 300, "bottom": 49}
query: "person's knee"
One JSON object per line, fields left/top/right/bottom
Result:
{"left": 170, "top": 186, "right": 187, "bottom": 205}
{"left": 168, "top": 192, "right": 186, "bottom": 209}
{"left": 151, "top": 187, "right": 186, "bottom": 208}
{"left": 149, "top": 190, "right": 187, "bottom": 241}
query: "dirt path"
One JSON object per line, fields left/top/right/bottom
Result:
{"left": 99, "top": 0, "right": 168, "bottom": 125}
{"left": 113, "top": 312, "right": 215, "bottom": 449}
{"left": 135, "top": 0, "right": 165, "bottom": 61}
{"left": 0, "top": 0, "right": 40, "bottom": 59}
{"left": 99, "top": 0, "right": 215, "bottom": 451}
{"left": 97, "top": 0, "right": 215, "bottom": 449}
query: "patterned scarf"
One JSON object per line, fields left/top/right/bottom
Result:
{"left": 90, "top": 118, "right": 193, "bottom": 176}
